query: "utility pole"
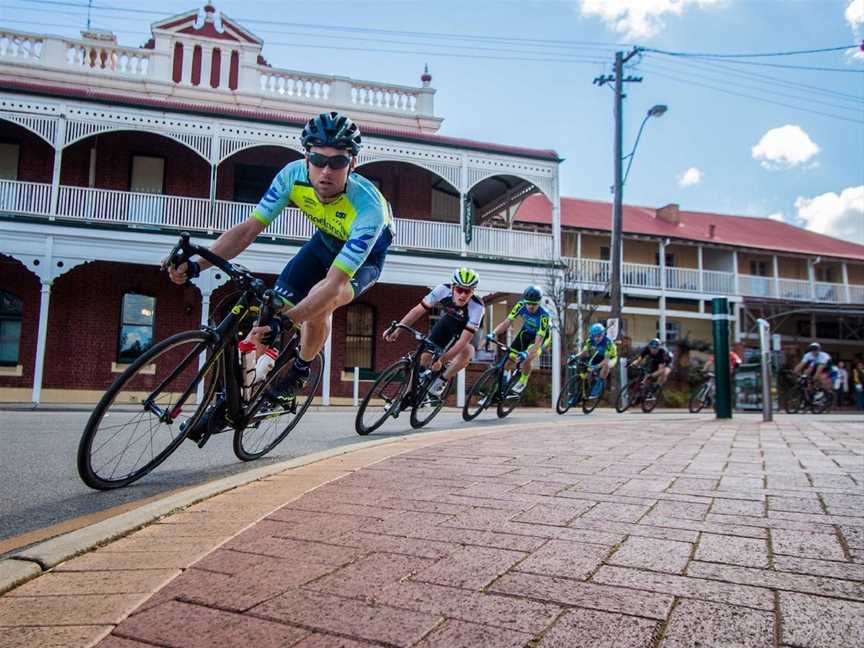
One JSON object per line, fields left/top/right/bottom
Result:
{"left": 594, "top": 48, "right": 642, "bottom": 337}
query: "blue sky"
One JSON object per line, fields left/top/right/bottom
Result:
{"left": 1, "top": 0, "right": 862, "bottom": 242}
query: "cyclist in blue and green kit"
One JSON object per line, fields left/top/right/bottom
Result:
{"left": 488, "top": 286, "right": 552, "bottom": 395}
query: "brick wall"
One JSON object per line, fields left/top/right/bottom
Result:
{"left": 216, "top": 146, "right": 302, "bottom": 201}
{"left": 355, "top": 161, "right": 438, "bottom": 221}
{"left": 0, "top": 122, "right": 55, "bottom": 183}
{"left": 0, "top": 255, "right": 42, "bottom": 388}
{"left": 60, "top": 132, "right": 210, "bottom": 197}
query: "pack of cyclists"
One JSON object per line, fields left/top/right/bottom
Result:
{"left": 165, "top": 108, "right": 841, "bottom": 428}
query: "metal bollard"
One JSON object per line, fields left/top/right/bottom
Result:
{"left": 757, "top": 318, "right": 773, "bottom": 422}
{"left": 353, "top": 366, "right": 359, "bottom": 407}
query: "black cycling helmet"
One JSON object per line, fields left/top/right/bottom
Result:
{"left": 807, "top": 342, "right": 821, "bottom": 352}
{"left": 648, "top": 338, "right": 661, "bottom": 349}
{"left": 301, "top": 111, "right": 362, "bottom": 155}
{"left": 522, "top": 285, "right": 542, "bottom": 303}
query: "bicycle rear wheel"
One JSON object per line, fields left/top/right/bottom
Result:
{"left": 555, "top": 375, "right": 581, "bottom": 415}
{"left": 616, "top": 380, "right": 639, "bottom": 413}
{"left": 463, "top": 367, "right": 499, "bottom": 421}
{"left": 77, "top": 330, "right": 221, "bottom": 490}
{"left": 689, "top": 383, "right": 710, "bottom": 413}
{"left": 355, "top": 359, "right": 410, "bottom": 435}
{"left": 410, "top": 374, "right": 453, "bottom": 429}
{"left": 233, "top": 352, "right": 323, "bottom": 461}
{"left": 497, "top": 371, "right": 524, "bottom": 419}
{"left": 810, "top": 388, "right": 832, "bottom": 414}
{"left": 641, "top": 384, "right": 662, "bottom": 413}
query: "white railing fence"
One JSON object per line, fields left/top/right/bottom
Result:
{"left": 0, "top": 179, "right": 52, "bottom": 215}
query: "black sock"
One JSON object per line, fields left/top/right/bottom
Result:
{"left": 294, "top": 357, "right": 310, "bottom": 371}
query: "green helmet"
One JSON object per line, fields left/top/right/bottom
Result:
{"left": 452, "top": 267, "right": 479, "bottom": 289}
{"left": 301, "top": 111, "right": 362, "bottom": 155}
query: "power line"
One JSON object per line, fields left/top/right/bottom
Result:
{"left": 662, "top": 56, "right": 864, "bottom": 74}
{"left": 641, "top": 65, "right": 864, "bottom": 125}
{"left": 642, "top": 44, "right": 859, "bottom": 58}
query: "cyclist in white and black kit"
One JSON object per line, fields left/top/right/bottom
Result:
{"left": 385, "top": 267, "right": 483, "bottom": 398}
{"left": 794, "top": 342, "right": 838, "bottom": 391}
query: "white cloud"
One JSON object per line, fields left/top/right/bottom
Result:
{"left": 846, "top": 0, "right": 864, "bottom": 29}
{"left": 794, "top": 186, "right": 864, "bottom": 244}
{"left": 751, "top": 125, "right": 820, "bottom": 170}
{"left": 766, "top": 212, "right": 785, "bottom": 223}
{"left": 578, "top": 0, "right": 725, "bottom": 40}
{"left": 678, "top": 167, "right": 703, "bottom": 187}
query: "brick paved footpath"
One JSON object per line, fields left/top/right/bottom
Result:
{"left": 1, "top": 416, "right": 862, "bottom": 648}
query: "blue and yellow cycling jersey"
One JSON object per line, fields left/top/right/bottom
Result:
{"left": 252, "top": 160, "right": 394, "bottom": 277}
{"left": 582, "top": 335, "right": 618, "bottom": 361}
{"left": 507, "top": 300, "right": 551, "bottom": 341}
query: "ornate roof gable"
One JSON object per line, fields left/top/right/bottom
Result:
{"left": 152, "top": 4, "right": 262, "bottom": 45}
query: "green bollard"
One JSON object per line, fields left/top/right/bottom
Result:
{"left": 712, "top": 297, "right": 733, "bottom": 419}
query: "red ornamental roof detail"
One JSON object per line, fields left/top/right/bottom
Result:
{"left": 178, "top": 23, "right": 242, "bottom": 42}
{"left": 152, "top": 8, "right": 262, "bottom": 45}
{"left": 515, "top": 194, "right": 864, "bottom": 262}
{"left": 0, "top": 79, "right": 560, "bottom": 161}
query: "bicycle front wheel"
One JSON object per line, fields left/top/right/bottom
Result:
{"left": 410, "top": 375, "right": 453, "bottom": 429}
{"left": 581, "top": 376, "right": 602, "bottom": 414}
{"left": 497, "top": 371, "right": 524, "bottom": 419}
{"left": 641, "top": 384, "right": 662, "bottom": 413}
{"left": 555, "top": 375, "right": 580, "bottom": 415}
{"left": 355, "top": 359, "right": 411, "bottom": 435}
{"left": 784, "top": 386, "right": 804, "bottom": 414}
{"left": 77, "top": 330, "right": 221, "bottom": 490}
{"left": 810, "top": 388, "right": 832, "bottom": 414}
{"left": 463, "top": 367, "right": 500, "bottom": 421}
{"left": 233, "top": 352, "right": 323, "bottom": 461}
{"left": 689, "top": 383, "right": 710, "bottom": 413}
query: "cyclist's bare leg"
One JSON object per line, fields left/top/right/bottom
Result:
{"left": 599, "top": 359, "right": 611, "bottom": 380}
{"left": 442, "top": 345, "right": 474, "bottom": 380}
{"left": 521, "top": 344, "right": 539, "bottom": 376}
{"left": 299, "top": 317, "right": 329, "bottom": 363}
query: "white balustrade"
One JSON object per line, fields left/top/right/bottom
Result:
{"left": 469, "top": 226, "right": 553, "bottom": 261}
{"left": 0, "top": 179, "right": 52, "bottom": 215}
{"left": 393, "top": 218, "right": 461, "bottom": 252}
{"left": 777, "top": 278, "right": 811, "bottom": 301}
{"left": 702, "top": 269, "right": 735, "bottom": 295}
{"left": 55, "top": 185, "right": 210, "bottom": 227}
{"left": 738, "top": 274, "right": 776, "bottom": 299}
{"left": 623, "top": 262, "right": 660, "bottom": 289}
{"left": 0, "top": 32, "right": 43, "bottom": 61}
{"left": 665, "top": 267, "right": 701, "bottom": 292}
{"left": 351, "top": 84, "right": 419, "bottom": 113}
{"left": 64, "top": 42, "right": 150, "bottom": 76}
{"left": 569, "top": 258, "right": 610, "bottom": 287}
{"left": 849, "top": 285, "right": 864, "bottom": 304}
{"left": 258, "top": 71, "right": 331, "bottom": 101}
{"left": 814, "top": 281, "right": 843, "bottom": 303}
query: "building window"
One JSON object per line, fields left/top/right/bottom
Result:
{"left": 654, "top": 252, "right": 675, "bottom": 267}
{"left": 431, "top": 186, "right": 460, "bottom": 221}
{"left": 657, "top": 320, "right": 680, "bottom": 343}
{"left": 815, "top": 267, "right": 834, "bottom": 282}
{"left": 118, "top": 293, "right": 155, "bottom": 363}
{"left": 0, "top": 142, "right": 20, "bottom": 180}
{"left": 234, "top": 164, "right": 279, "bottom": 203}
{"left": 749, "top": 260, "right": 768, "bottom": 276}
{"left": 600, "top": 246, "right": 610, "bottom": 261}
{"left": 345, "top": 303, "right": 374, "bottom": 370}
{"left": 0, "top": 291, "right": 23, "bottom": 366}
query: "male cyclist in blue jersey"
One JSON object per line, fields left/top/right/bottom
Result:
{"left": 488, "top": 285, "right": 551, "bottom": 395}
{"left": 576, "top": 322, "right": 619, "bottom": 397}
{"left": 168, "top": 111, "right": 393, "bottom": 406}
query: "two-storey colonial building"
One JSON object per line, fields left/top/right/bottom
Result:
{"left": 1, "top": 5, "right": 862, "bottom": 406}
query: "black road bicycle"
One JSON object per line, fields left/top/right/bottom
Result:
{"left": 688, "top": 371, "right": 716, "bottom": 413}
{"left": 77, "top": 233, "right": 322, "bottom": 490}
{"left": 784, "top": 374, "right": 833, "bottom": 414}
{"left": 555, "top": 353, "right": 607, "bottom": 415}
{"left": 617, "top": 365, "right": 664, "bottom": 413}
{"left": 462, "top": 337, "right": 527, "bottom": 421}
{"left": 355, "top": 322, "right": 453, "bottom": 435}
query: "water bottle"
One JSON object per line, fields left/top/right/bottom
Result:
{"left": 255, "top": 347, "right": 279, "bottom": 383}
{"left": 238, "top": 341, "right": 257, "bottom": 400}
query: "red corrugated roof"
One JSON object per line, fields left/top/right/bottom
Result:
{"left": 515, "top": 194, "right": 864, "bottom": 262}
{"left": 0, "top": 79, "right": 560, "bottom": 161}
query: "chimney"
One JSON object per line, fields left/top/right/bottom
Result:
{"left": 708, "top": 223, "right": 716, "bottom": 239}
{"left": 655, "top": 203, "right": 680, "bottom": 224}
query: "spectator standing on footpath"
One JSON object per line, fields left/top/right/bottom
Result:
{"left": 852, "top": 359, "right": 864, "bottom": 411}
{"left": 835, "top": 360, "right": 849, "bottom": 408}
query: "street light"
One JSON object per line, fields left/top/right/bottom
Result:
{"left": 622, "top": 105, "right": 668, "bottom": 187}
{"left": 609, "top": 102, "right": 669, "bottom": 340}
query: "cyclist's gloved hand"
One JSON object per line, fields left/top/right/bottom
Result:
{"left": 517, "top": 351, "right": 528, "bottom": 362}
{"left": 261, "top": 317, "right": 282, "bottom": 347}
{"left": 184, "top": 260, "right": 201, "bottom": 279}
{"left": 485, "top": 333, "right": 497, "bottom": 342}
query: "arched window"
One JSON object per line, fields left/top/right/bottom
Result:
{"left": 344, "top": 303, "right": 375, "bottom": 371}
{"left": 0, "top": 291, "right": 23, "bottom": 366}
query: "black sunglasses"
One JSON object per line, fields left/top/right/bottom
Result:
{"left": 307, "top": 152, "right": 352, "bottom": 170}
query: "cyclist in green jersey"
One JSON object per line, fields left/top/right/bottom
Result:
{"left": 168, "top": 111, "right": 393, "bottom": 405}
{"left": 488, "top": 286, "right": 551, "bottom": 394}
